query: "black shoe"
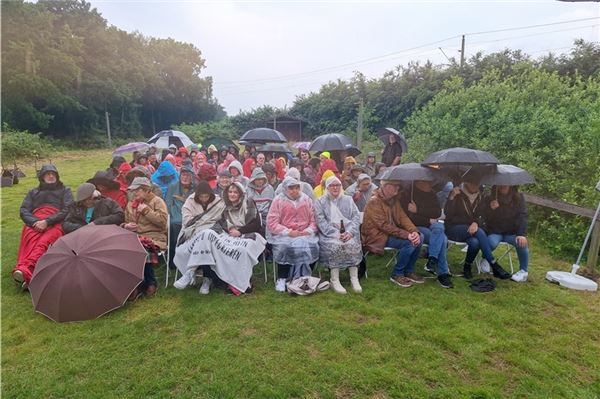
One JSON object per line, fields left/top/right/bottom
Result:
{"left": 438, "top": 273, "right": 454, "bottom": 288}
{"left": 424, "top": 257, "right": 438, "bottom": 275}
{"left": 463, "top": 263, "right": 473, "bottom": 280}
{"left": 491, "top": 262, "right": 510, "bottom": 279}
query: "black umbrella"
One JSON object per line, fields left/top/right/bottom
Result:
{"left": 147, "top": 130, "right": 193, "bottom": 149}
{"left": 380, "top": 163, "right": 439, "bottom": 182}
{"left": 309, "top": 133, "right": 355, "bottom": 152}
{"left": 240, "top": 128, "right": 287, "bottom": 144}
{"left": 480, "top": 164, "right": 536, "bottom": 186}
{"left": 256, "top": 143, "right": 292, "bottom": 154}
{"left": 422, "top": 147, "right": 500, "bottom": 165}
{"left": 377, "top": 127, "right": 408, "bottom": 153}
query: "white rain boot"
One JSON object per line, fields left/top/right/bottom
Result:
{"left": 173, "top": 268, "right": 196, "bottom": 290}
{"left": 199, "top": 277, "right": 212, "bottom": 295}
{"left": 349, "top": 266, "right": 363, "bottom": 293}
{"left": 330, "top": 268, "right": 347, "bottom": 294}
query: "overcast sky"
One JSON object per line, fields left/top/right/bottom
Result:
{"left": 89, "top": 1, "right": 600, "bottom": 115}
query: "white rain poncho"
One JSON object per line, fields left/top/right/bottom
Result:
{"left": 314, "top": 177, "right": 363, "bottom": 269}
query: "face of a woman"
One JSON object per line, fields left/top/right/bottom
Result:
{"left": 286, "top": 185, "right": 301, "bottom": 200}
{"left": 180, "top": 171, "right": 192, "bottom": 186}
{"left": 42, "top": 171, "right": 57, "bottom": 184}
{"left": 253, "top": 177, "right": 266, "bottom": 188}
{"left": 198, "top": 193, "right": 211, "bottom": 204}
{"left": 133, "top": 187, "right": 148, "bottom": 202}
{"left": 300, "top": 151, "right": 309, "bottom": 161}
{"left": 256, "top": 153, "right": 265, "bottom": 165}
{"left": 229, "top": 167, "right": 239, "bottom": 177}
{"left": 227, "top": 186, "right": 241, "bottom": 203}
{"left": 327, "top": 182, "right": 342, "bottom": 198}
{"left": 498, "top": 185, "right": 510, "bottom": 195}
{"left": 388, "top": 134, "right": 397, "bottom": 144}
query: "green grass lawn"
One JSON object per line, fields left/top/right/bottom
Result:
{"left": 2, "top": 150, "right": 599, "bottom": 398}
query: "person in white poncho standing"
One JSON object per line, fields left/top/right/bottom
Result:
{"left": 314, "top": 176, "right": 363, "bottom": 294}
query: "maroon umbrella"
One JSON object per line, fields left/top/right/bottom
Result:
{"left": 29, "top": 224, "right": 147, "bottom": 322}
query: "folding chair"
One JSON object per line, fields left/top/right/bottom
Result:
{"left": 494, "top": 241, "right": 515, "bottom": 274}
{"left": 447, "top": 240, "right": 481, "bottom": 275}
{"left": 362, "top": 247, "right": 399, "bottom": 278}
{"left": 157, "top": 214, "right": 171, "bottom": 288}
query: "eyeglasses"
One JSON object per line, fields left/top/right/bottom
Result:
{"left": 328, "top": 184, "right": 342, "bottom": 188}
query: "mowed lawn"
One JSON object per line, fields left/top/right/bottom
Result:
{"left": 1, "top": 150, "right": 599, "bottom": 399}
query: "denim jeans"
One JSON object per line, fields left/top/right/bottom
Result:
{"left": 445, "top": 224, "right": 496, "bottom": 265}
{"left": 418, "top": 223, "right": 449, "bottom": 275}
{"left": 487, "top": 234, "right": 529, "bottom": 272}
{"left": 386, "top": 233, "right": 423, "bottom": 277}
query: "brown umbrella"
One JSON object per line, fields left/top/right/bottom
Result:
{"left": 29, "top": 224, "right": 146, "bottom": 323}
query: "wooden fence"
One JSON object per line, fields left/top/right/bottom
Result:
{"left": 523, "top": 193, "right": 599, "bottom": 269}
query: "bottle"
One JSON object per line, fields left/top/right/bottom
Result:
{"left": 339, "top": 220, "right": 345, "bottom": 234}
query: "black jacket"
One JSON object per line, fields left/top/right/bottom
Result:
{"left": 20, "top": 165, "right": 73, "bottom": 227}
{"left": 484, "top": 193, "right": 528, "bottom": 236}
{"left": 444, "top": 191, "right": 486, "bottom": 228}
{"left": 382, "top": 142, "right": 403, "bottom": 167}
{"left": 63, "top": 197, "right": 124, "bottom": 234}
{"left": 400, "top": 187, "right": 442, "bottom": 227}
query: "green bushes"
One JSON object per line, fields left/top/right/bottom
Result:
{"left": 0, "top": 125, "right": 57, "bottom": 164}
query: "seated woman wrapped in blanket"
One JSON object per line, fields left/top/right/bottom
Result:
{"left": 173, "top": 182, "right": 266, "bottom": 295}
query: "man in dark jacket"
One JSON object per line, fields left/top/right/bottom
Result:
{"left": 444, "top": 180, "right": 510, "bottom": 280}
{"left": 381, "top": 134, "right": 403, "bottom": 167}
{"left": 63, "top": 183, "right": 124, "bottom": 234}
{"left": 401, "top": 180, "right": 453, "bottom": 288}
{"left": 13, "top": 164, "right": 73, "bottom": 289}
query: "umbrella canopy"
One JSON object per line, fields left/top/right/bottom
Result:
{"left": 377, "top": 127, "right": 408, "bottom": 153}
{"left": 379, "top": 163, "right": 440, "bottom": 182}
{"left": 203, "top": 137, "right": 238, "bottom": 151}
{"left": 480, "top": 164, "right": 536, "bottom": 186}
{"left": 29, "top": 224, "right": 146, "bottom": 323}
{"left": 292, "top": 141, "right": 312, "bottom": 151}
{"left": 147, "top": 130, "right": 193, "bottom": 149}
{"left": 422, "top": 147, "right": 500, "bottom": 165}
{"left": 309, "top": 133, "right": 355, "bottom": 152}
{"left": 112, "top": 142, "right": 150, "bottom": 156}
{"left": 240, "top": 128, "right": 287, "bottom": 144}
{"left": 256, "top": 143, "right": 293, "bottom": 154}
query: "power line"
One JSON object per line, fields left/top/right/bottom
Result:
{"left": 215, "top": 16, "right": 600, "bottom": 87}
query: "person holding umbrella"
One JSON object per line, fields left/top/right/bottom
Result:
{"left": 381, "top": 134, "right": 404, "bottom": 167}
{"left": 444, "top": 177, "right": 510, "bottom": 280}
{"left": 401, "top": 180, "right": 453, "bottom": 288}
{"left": 361, "top": 180, "right": 423, "bottom": 288}
{"left": 485, "top": 185, "right": 530, "bottom": 282}
{"left": 122, "top": 177, "right": 168, "bottom": 297}
{"left": 63, "top": 183, "right": 124, "bottom": 234}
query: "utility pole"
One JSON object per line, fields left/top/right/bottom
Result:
{"left": 357, "top": 98, "right": 364, "bottom": 150}
{"left": 105, "top": 111, "right": 112, "bottom": 147}
{"left": 460, "top": 35, "right": 466, "bottom": 69}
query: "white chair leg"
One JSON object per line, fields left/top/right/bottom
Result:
{"left": 262, "top": 255, "right": 267, "bottom": 283}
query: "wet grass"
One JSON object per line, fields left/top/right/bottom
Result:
{"left": 2, "top": 150, "right": 599, "bottom": 398}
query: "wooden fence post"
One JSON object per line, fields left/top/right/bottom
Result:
{"left": 586, "top": 221, "right": 600, "bottom": 269}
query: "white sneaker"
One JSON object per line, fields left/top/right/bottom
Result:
{"left": 199, "top": 277, "right": 212, "bottom": 294}
{"left": 511, "top": 270, "right": 528, "bottom": 283}
{"left": 173, "top": 269, "right": 195, "bottom": 290}
{"left": 275, "top": 278, "right": 286, "bottom": 292}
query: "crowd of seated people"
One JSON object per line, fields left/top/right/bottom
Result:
{"left": 12, "top": 138, "right": 529, "bottom": 299}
